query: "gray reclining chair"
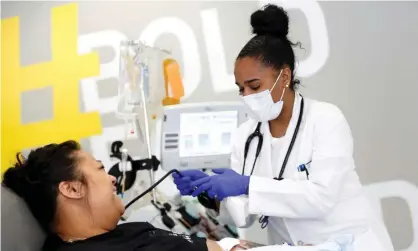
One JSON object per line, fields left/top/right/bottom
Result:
{"left": 1, "top": 185, "right": 46, "bottom": 251}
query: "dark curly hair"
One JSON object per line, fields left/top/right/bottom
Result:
{"left": 237, "top": 4, "right": 302, "bottom": 90}
{"left": 2, "top": 140, "right": 83, "bottom": 233}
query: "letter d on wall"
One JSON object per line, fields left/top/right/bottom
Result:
{"left": 365, "top": 180, "right": 418, "bottom": 251}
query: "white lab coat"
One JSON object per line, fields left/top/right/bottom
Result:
{"left": 218, "top": 94, "right": 394, "bottom": 251}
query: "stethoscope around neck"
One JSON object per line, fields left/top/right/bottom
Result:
{"left": 242, "top": 94, "right": 304, "bottom": 229}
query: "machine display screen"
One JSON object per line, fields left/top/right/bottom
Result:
{"left": 179, "top": 111, "right": 238, "bottom": 157}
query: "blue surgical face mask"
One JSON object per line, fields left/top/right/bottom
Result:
{"left": 242, "top": 70, "right": 287, "bottom": 122}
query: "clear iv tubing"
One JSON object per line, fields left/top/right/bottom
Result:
{"left": 137, "top": 67, "right": 157, "bottom": 204}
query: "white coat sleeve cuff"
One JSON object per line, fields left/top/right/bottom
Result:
{"left": 248, "top": 176, "right": 275, "bottom": 215}
{"left": 219, "top": 196, "right": 256, "bottom": 228}
{"left": 218, "top": 200, "right": 235, "bottom": 225}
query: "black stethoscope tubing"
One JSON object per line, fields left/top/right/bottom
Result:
{"left": 242, "top": 94, "right": 304, "bottom": 228}
{"left": 242, "top": 95, "right": 304, "bottom": 178}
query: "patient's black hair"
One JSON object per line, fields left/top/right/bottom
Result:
{"left": 237, "top": 4, "right": 302, "bottom": 90}
{"left": 2, "top": 140, "right": 82, "bottom": 233}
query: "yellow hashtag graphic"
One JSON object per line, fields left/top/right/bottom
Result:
{"left": 1, "top": 4, "right": 102, "bottom": 173}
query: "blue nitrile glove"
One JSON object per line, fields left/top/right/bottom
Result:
{"left": 190, "top": 168, "right": 250, "bottom": 201}
{"left": 172, "top": 170, "right": 208, "bottom": 196}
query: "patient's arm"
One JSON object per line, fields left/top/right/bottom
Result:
{"left": 235, "top": 240, "right": 266, "bottom": 249}
{"left": 207, "top": 239, "right": 264, "bottom": 251}
{"left": 207, "top": 239, "right": 224, "bottom": 251}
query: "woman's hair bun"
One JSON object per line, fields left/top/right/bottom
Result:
{"left": 250, "top": 4, "right": 290, "bottom": 38}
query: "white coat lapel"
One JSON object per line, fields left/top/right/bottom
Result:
{"left": 272, "top": 93, "right": 303, "bottom": 179}
{"left": 295, "top": 98, "right": 313, "bottom": 173}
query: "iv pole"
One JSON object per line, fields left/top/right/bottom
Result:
{"left": 137, "top": 83, "right": 157, "bottom": 204}
{"left": 119, "top": 40, "right": 173, "bottom": 208}
{"left": 137, "top": 44, "right": 172, "bottom": 205}
{"left": 119, "top": 40, "right": 160, "bottom": 205}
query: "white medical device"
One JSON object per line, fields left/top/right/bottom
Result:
{"left": 161, "top": 102, "right": 249, "bottom": 171}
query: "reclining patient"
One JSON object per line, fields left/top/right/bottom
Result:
{"left": 3, "top": 140, "right": 226, "bottom": 251}
{"left": 3, "top": 141, "right": 352, "bottom": 251}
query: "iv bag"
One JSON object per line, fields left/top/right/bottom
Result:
{"left": 117, "top": 41, "right": 170, "bottom": 119}
{"left": 117, "top": 41, "right": 179, "bottom": 155}
{"left": 117, "top": 40, "right": 148, "bottom": 118}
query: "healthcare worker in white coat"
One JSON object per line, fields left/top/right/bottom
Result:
{"left": 173, "top": 4, "right": 394, "bottom": 251}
